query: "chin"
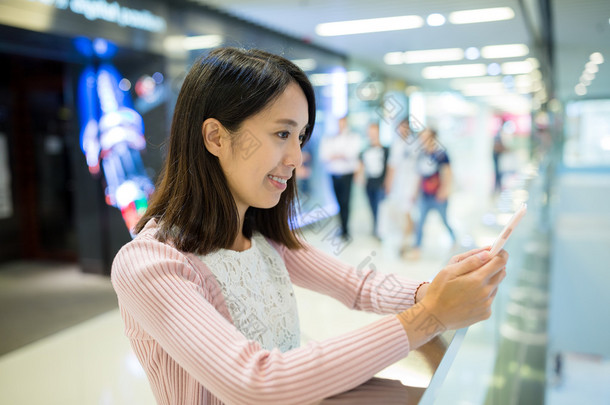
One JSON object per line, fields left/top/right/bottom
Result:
{"left": 252, "top": 198, "right": 281, "bottom": 210}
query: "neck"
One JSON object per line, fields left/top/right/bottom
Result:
{"left": 230, "top": 233, "right": 251, "bottom": 251}
{"left": 230, "top": 207, "right": 251, "bottom": 251}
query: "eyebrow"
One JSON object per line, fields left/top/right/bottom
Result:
{"left": 275, "top": 119, "right": 309, "bottom": 130}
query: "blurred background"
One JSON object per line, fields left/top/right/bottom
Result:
{"left": 0, "top": 0, "right": 609, "bottom": 404}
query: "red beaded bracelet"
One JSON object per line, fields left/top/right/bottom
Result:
{"left": 414, "top": 281, "right": 430, "bottom": 303}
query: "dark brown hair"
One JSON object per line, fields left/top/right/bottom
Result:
{"left": 135, "top": 47, "right": 316, "bottom": 254}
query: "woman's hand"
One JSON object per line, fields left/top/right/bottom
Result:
{"left": 397, "top": 247, "right": 508, "bottom": 349}
{"left": 422, "top": 248, "right": 508, "bottom": 331}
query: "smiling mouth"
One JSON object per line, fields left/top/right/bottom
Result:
{"left": 268, "top": 175, "right": 288, "bottom": 184}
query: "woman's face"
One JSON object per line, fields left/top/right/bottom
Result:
{"left": 218, "top": 82, "right": 309, "bottom": 216}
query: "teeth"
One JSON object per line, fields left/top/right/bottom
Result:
{"left": 268, "top": 175, "right": 287, "bottom": 184}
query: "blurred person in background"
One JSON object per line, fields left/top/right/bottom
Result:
{"left": 407, "top": 128, "right": 455, "bottom": 260}
{"left": 357, "top": 122, "right": 389, "bottom": 239}
{"left": 384, "top": 118, "right": 419, "bottom": 252}
{"left": 493, "top": 118, "right": 508, "bottom": 193}
{"left": 319, "top": 115, "right": 361, "bottom": 240}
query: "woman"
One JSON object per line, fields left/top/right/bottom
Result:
{"left": 112, "top": 47, "right": 508, "bottom": 405}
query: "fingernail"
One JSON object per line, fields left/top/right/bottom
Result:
{"left": 477, "top": 251, "right": 489, "bottom": 261}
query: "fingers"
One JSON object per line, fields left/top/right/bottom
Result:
{"left": 448, "top": 246, "right": 490, "bottom": 265}
{"left": 480, "top": 250, "right": 509, "bottom": 281}
{"left": 465, "top": 252, "right": 508, "bottom": 304}
{"left": 447, "top": 248, "right": 494, "bottom": 276}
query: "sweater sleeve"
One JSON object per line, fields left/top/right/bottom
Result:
{"left": 111, "top": 236, "right": 411, "bottom": 405}
{"left": 272, "top": 240, "right": 423, "bottom": 314}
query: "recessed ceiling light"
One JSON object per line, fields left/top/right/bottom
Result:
{"left": 526, "top": 58, "right": 540, "bottom": 69}
{"left": 427, "top": 13, "right": 446, "bottom": 26}
{"left": 291, "top": 58, "right": 317, "bottom": 71}
{"left": 590, "top": 52, "right": 604, "bottom": 64}
{"left": 581, "top": 71, "right": 595, "bottom": 81}
{"left": 460, "top": 82, "right": 507, "bottom": 97}
{"left": 315, "top": 15, "right": 423, "bottom": 36}
{"left": 164, "top": 35, "right": 223, "bottom": 51}
{"left": 383, "top": 52, "right": 404, "bottom": 65}
{"left": 575, "top": 83, "right": 587, "bottom": 96}
{"left": 422, "top": 63, "right": 487, "bottom": 79}
{"left": 182, "top": 35, "right": 223, "bottom": 50}
{"left": 450, "top": 76, "right": 502, "bottom": 90}
{"left": 481, "top": 44, "right": 529, "bottom": 59}
{"left": 584, "top": 62, "right": 599, "bottom": 74}
{"left": 465, "top": 47, "right": 480, "bottom": 60}
{"left": 449, "top": 7, "right": 515, "bottom": 24}
{"left": 403, "top": 48, "right": 464, "bottom": 64}
{"left": 487, "top": 63, "right": 502, "bottom": 76}
{"left": 384, "top": 48, "right": 464, "bottom": 64}
{"left": 501, "top": 60, "right": 533, "bottom": 75}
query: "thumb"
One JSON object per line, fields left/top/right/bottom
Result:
{"left": 449, "top": 250, "right": 490, "bottom": 276}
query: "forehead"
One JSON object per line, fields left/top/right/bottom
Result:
{"left": 253, "top": 82, "right": 309, "bottom": 127}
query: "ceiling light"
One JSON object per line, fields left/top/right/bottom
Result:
{"left": 460, "top": 82, "right": 507, "bottom": 97}
{"left": 514, "top": 75, "right": 532, "bottom": 86}
{"left": 585, "top": 61, "right": 599, "bottom": 73}
{"left": 481, "top": 44, "right": 529, "bottom": 59}
{"left": 449, "top": 7, "right": 515, "bottom": 24}
{"left": 465, "top": 47, "right": 480, "bottom": 60}
{"left": 501, "top": 60, "right": 533, "bottom": 75}
{"left": 315, "top": 15, "right": 423, "bottom": 36}
{"left": 291, "top": 58, "right": 317, "bottom": 71}
{"left": 164, "top": 35, "right": 223, "bottom": 51}
{"left": 384, "top": 52, "right": 404, "bottom": 65}
{"left": 427, "top": 13, "right": 446, "bottom": 26}
{"left": 502, "top": 75, "right": 515, "bottom": 89}
{"left": 309, "top": 73, "right": 330, "bottom": 86}
{"left": 422, "top": 63, "right": 487, "bottom": 79}
{"left": 590, "top": 52, "right": 604, "bottom": 64}
{"left": 487, "top": 63, "right": 502, "bottom": 75}
{"left": 530, "top": 69, "right": 542, "bottom": 80}
{"left": 403, "top": 48, "right": 464, "bottom": 64}
{"left": 309, "top": 71, "right": 367, "bottom": 86}
{"left": 526, "top": 58, "right": 540, "bottom": 69}
{"left": 450, "top": 76, "right": 501, "bottom": 90}
{"left": 180, "top": 35, "right": 223, "bottom": 50}
{"left": 347, "top": 71, "right": 366, "bottom": 83}
{"left": 575, "top": 83, "right": 587, "bottom": 96}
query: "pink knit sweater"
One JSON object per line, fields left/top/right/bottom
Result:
{"left": 111, "top": 220, "right": 422, "bottom": 405}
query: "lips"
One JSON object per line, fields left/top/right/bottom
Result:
{"left": 267, "top": 174, "right": 289, "bottom": 184}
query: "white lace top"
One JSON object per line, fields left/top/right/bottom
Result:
{"left": 198, "top": 234, "right": 300, "bottom": 352}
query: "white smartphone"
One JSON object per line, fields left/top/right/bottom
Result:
{"left": 489, "top": 203, "right": 527, "bottom": 256}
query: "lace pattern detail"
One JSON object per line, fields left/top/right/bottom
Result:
{"left": 198, "top": 234, "right": 300, "bottom": 352}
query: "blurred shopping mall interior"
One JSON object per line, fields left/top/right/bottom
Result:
{"left": 0, "top": 0, "right": 609, "bottom": 404}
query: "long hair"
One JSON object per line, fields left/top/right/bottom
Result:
{"left": 135, "top": 47, "right": 316, "bottom": 254}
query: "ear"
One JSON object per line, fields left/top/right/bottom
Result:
{"left": 202, "top": 118, "right": 226, "bottom": 157}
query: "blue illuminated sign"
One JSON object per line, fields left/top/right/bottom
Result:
{"left": 76, "top": 37, "right": 155, "bottom": 235}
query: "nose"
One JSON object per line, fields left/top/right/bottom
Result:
{"left": 283, "top": 135, "right": 303, "bottom": 169}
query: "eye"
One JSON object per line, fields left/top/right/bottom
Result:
{"left": 276, "top": 131, "right": 290, "bottom": 140}
{"left": 298, "top": 133, "right": 306, "bottom": 144}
